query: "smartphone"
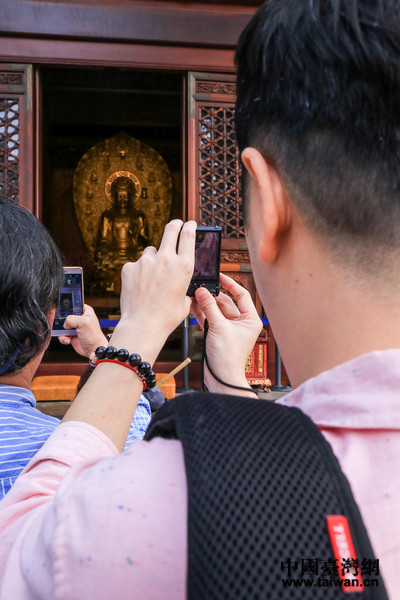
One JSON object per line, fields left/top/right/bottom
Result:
{"left": 187, "top": 225, "right": 222, "bottom": 297}
{"left": 51, "top": 267, "right": 84, "bottom": 336}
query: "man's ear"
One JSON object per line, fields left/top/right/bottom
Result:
{"left": 47, "top": 307, "right": 56, "bottom": 327}
{"left": 241, "top": 147, "right": 291, "bottom": 263}
{"left": 46, "top": 307, "right": 56, "bottom": 347}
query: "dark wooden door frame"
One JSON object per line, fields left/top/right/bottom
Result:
{"left": 0, "top": 0, "right": 256, "bottom": 48}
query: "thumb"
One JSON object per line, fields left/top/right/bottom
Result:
{"left": 63, "top": 314, "right": 83, "bottom": 331}
{"left": 194, "top": 288, "right": 222, "bottom": 329}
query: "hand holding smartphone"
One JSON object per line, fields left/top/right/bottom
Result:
{"left": 52, "top": 226, "right": 219, "bottom": 337}
{"left": 51, "top": 267, "right": 84, "bottom": 336}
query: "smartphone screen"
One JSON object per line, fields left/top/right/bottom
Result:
{"left": 187, "top": 226, "right": 222, "bottom": 296}
{"left": 192, "top": 230, "right": 220, "bottom": 281}
{"left": 52, "top": 267, "right": 84, "bottom": 336}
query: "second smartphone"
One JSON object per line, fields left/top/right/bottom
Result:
{"left": 51, "top": 266, "right": 84, "bottom": 336}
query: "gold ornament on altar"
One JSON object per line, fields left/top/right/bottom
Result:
{"left": 73, "top": 132, "right": 173, "bottom": 292}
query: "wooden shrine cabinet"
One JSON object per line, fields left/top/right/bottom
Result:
{"left": 0, "top": 0, "right": 274, "bottom": 389}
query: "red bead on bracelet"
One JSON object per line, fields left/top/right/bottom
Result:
{"left": 95, "top": 358, "right": 147, "bottom": 391}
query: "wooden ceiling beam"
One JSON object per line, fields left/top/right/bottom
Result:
{"left": 0, "top": 0, "right": 258, "bottom": 49}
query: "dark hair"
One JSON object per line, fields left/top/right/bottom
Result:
{"left": 0, "top": 200, "right": 64, "bottom": 376}
{"left": 235, "top": 0, "right": 400, "bottom": 267}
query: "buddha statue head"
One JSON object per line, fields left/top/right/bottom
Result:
{"left": 110, "top": 176, "right": 136, "bottom": 213}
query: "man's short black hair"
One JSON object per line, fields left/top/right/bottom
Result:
{"left": 235, "top": 0, "right": 400, "bottom": 269}
{"left": 0, "top": 200, "right": 64, "bottom": 376}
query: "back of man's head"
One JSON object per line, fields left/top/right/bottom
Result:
{"left": 235, "top": 0, "right": 400, "bottom": 275}
{"left": 0, "top": 200, "right": 64, "bottom": 376}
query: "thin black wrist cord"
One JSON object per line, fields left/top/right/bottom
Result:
{"left": 202, "top": 319, "right": 258, "bottom": 395}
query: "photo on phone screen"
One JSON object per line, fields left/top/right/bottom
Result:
{"left": 51, "top": 267, "right": 84, "bottom": 336}
{"left": 187, "top": 226, "right": 222, "bottom": 296}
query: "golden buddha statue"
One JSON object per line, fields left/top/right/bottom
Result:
{"left": 73, "top": 132, "right": 173, "bottom": 295}
{"left": 95, "top": 175, "right": 150, "bottom": 278}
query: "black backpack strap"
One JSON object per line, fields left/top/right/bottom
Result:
{"left": 145, "top": 393, "right": 388, "bottom": 599}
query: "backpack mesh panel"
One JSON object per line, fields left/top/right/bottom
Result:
{"left": 146, "top": 392, "right": 385, "bottom": 599}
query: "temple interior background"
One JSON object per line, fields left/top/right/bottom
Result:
{"left": 41, "top": 67, "right": 185, "bottom": 362}
{"left": 0, "top": 0, "right": 288, "bottom": 388}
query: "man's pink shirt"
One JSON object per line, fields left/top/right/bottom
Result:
{"left": 0, "top": 349, "right": 398, "bottom": 599}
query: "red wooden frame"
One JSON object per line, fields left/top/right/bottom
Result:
{"left": 0, "top": 38, "right": 236, "bottom": 73}
{"left": 0, "top": 0, "right": 256, "bottom": 48}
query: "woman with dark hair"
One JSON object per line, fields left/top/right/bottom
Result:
{"left": 0, "top": 199, "right": 65, "bottom": 376}
{"left": 0, "top": 200, "right": 151, "bottom": 499}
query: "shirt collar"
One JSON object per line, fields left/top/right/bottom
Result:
{"left": 0, "top": 384, "right": 36, "bottom": 408}
{"left": 277, "top": 349, "right": 400, "bottom": 430}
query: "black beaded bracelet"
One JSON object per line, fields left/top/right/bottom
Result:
{"left": 90, "top": 346, "right": 157, "bottom": 389}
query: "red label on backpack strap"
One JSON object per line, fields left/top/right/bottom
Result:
{"left": 327, "top": 515, "right": 364, "bottom": 593}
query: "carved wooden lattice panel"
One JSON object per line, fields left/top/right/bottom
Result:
{"left": 198, "top": 105, "right": 243, "bottom": 237}
{"left": 187, "top": 73, "right": 269, "bottom": 382}
{"left": 0, "top": 98, "right": 20, "bottom": 203}
{"left": 0, "top": 64, "right": 33, "bottom": 211}
{"left": 188, "top": 72, "right": 245, "bottom": 242}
